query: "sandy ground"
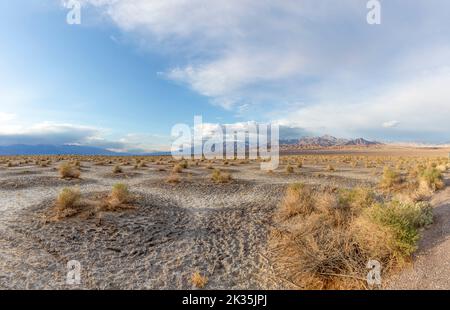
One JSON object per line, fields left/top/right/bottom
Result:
{"left": 0, "top": 159, "right": 381, "bottom": 289}
{"left": 385, "top": 172, "right": 450, "bottom": 290}
{"left": 0, "top": 157, "right": 448, "bottom": 289}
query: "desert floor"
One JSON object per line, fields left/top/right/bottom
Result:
{"left": 0, "top": 149, "right": 449, "bottom": 289}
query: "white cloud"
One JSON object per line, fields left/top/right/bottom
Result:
{"left": 166, "top": 50, "right": 306, "bottom": 109}
{"left": 0, "top": 122, "right": 102, "bottom": 145}
{"left": 0, "top": 121, "right": 170, "bottom": 152}
{"left": 277, "top": 68, "right": 450, "bottom": 142}
{"left": 382, "top": 120, "right": 400, "bottom": 128}
{"left": 71, "top": 0, "right": 450, "bottom": 142}
{"left": 0, "top": 112, "right": 15, "bottom": 122}
{"left": 76, "top": 0, "right": 368, "bottom": 108}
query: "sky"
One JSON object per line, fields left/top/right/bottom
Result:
{"left": 1, "top": 0, "right": 450, "bottom": 152}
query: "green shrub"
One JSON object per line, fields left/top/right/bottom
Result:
{"left": 419, "top": 168, "right": 444, "bottom": 191}
{"left": 365, "top": 200, "right": 433, "bottom": 256}
{"left": 379, "top": 167, "right": 402, "bottom": 189}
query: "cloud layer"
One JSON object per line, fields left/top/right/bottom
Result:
{"left": 70, "top": 0, "right": 450, "bottom": 143}
{"left": 0, "top": 121, "right": 169, "bottom": 152}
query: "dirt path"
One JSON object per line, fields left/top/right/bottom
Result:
{"left": 386, "top": 173, "right": 450, "bottom": 289}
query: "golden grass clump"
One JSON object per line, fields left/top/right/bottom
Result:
{"left": 172, "top": 164, "right": 183, "bottom": 173}
{"left": 166, "top": 173, "right": 181, "bottom": 184}
{"left": 101, "top": 183, "right": 134, "bottom": 212}
{"left": 270, "top": 184, "right": 433, "bottom": 289}
{"left": 56, "top": 187, "right": 81, "bottom": 210}
{"left": 58, "top": 162, "right": 81, "bottom": 179}
{"left": 285, "top": 164, "right": 294, "bottom": 173}
{"left": 211, "top": 169, "right": 232, "bottom": 183}
{"left": 54, "top": 188, "right": 82, "bottom": 218}
{"left": 110, "top": 183, "right": 130, "bottom": 204}
{"left": 278, "top": 183, "right": 315, "bottom": 219}
{"left": 191, "top": 272, "right": 208, "bottom": 289}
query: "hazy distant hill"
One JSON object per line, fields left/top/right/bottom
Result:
{"left": 281, "top": 135, "right": 382, "bottom": 148}
{"left": 0, "top": 145, "right": 126, "bottom": 156}
{"left": 344, "top": 138, "right": 381, "bottom": 146}
{"left": 0, "top": 136, "right": 383, "bottom": 156}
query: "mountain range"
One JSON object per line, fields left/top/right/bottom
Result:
{"left": 0, "top": 135, "right": 381, "bottom": 155}
{"left": 280, "top": 135, "right": 382, "bottom": 148}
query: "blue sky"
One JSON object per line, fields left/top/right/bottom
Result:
{"left": 1, "top": 0, "right": 450, "bottom": 151}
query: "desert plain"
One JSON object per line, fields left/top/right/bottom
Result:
{"left": 0, "top": 145, "right": 449, "bottom": 289}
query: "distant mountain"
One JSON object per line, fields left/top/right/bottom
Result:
{"left": 280, "top": 135, "right": 382, "bottom": 148}
{"left": 345, "top": 138, "right": 381, "bottom": 146}
{"left": 297, "top": 135, "right": 349, "bottom": 147}
{"left": 0, "top": 144, "right": 128, "bottom": 156}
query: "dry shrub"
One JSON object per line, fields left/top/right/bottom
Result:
{"left": 6, "top": 161, "right": 17, "bottom": 167}
{"left": 191, "top": 272, "right": 208, "bottom": 289}
{"left": 102, "top": 183, "right": 134, "bottom": 211}
{"left": 172, "top": 164, "right": 184, "bottom": 173}
{"left": 52, "top": 184, "right": 136, "bottom": 220}
{"left": 59, "top": 162, "right": 80, "bottom": 179}
{"left": 270, "top": 184, "right": 433, "bottom": 289}
{"left": 211, "top": 169, "right": 232, "bottom": 183}
{"left": 56, "top": 187, "right": 81, "bottom": 210}
{"left": 166, "top": 173, "right": 180, "bottom": 184}
{"left": 278, "top": 183, "right": 315, "bottom": 219}
{"left": 55, "top": 187, "right": 82, "bottom": 218}
{"left": 285, "top": 164, "right": 294, "bottom": 173}
{"left": 379, "top": 167, "right": 402, "bottom": 190}
{"left": 326, "top": 165, "right": 335, "bottom": 172}
{"left": 418, "top": 167, "right": 444, "bottom": 192}
{"left": 110, "top": 183, "right": 130, "bottom": 204}
{"left": 436, "top": 164, "right": 447, "bottom": 172}
{"left": 113, "top": 165, "right": 123, "bottom": 174}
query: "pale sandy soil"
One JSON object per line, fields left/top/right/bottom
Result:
{"left": 0, "top": 159, "right": 380, "bottom": 289}
{"left": 0, "top": 155, "right": 448, "bottom": 289}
